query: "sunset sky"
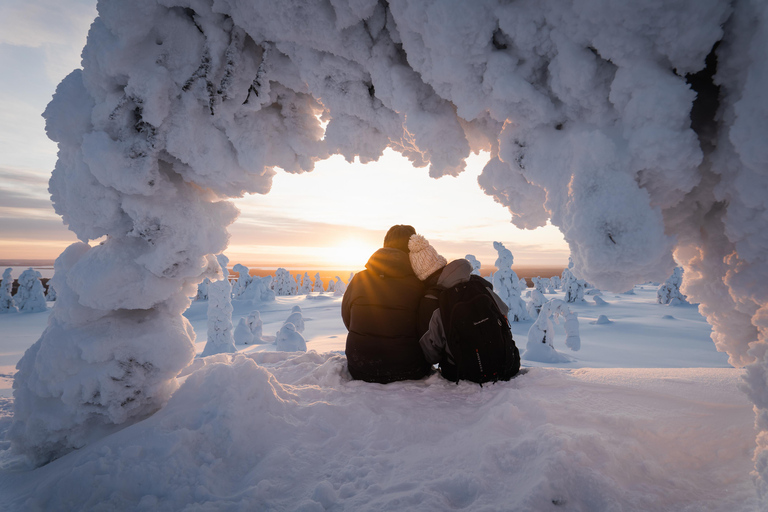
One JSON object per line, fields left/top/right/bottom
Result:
{"left": 0, "top": 0, "right": 570, "bottom": 270}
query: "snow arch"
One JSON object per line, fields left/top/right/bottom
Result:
{"left": 13, "top": 0, "right": 768, "bottom": 494}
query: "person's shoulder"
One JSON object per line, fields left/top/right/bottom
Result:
{"left": 366, "top": 248, "right": 416, "bottom": 278}
{"left": 437, "top": 259, "right": 473, "bottom": 287}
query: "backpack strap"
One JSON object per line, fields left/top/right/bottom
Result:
{"left": 438, "top": 282, "right": 463, "bottom": 383}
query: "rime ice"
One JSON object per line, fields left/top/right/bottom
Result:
{"left": 299, "top": 272, "right": 313, "bottom": 294}
{"left": 465, "top": 254, "right": 481, "bottom": 276}
{"left": 0, "top": 268, "right": 17, "bottom": 314}
{"left": 273, "top": 269, "right": 298, "bottom": 296}
{"left": 202, "top": 255, "right": 236, "bottom": 357}
{"left": 525, "top": 299, "right": 581, "bottom": 363}
{"left": 657, "top": 267, "right": 689, "bottom": 306}
{"left": 247, "top": 310, "right": 264, "bottom": 343}
{"left": 492, "top": 242, "right": 528, "bottom": 321}
{"left": 14, "top": 269, "right": 47, "bottom": 314}
{"left": 312, "top": 273, "right": 325, "bottom": 293}
{"left": 23, "top": 0, "right": 768, "bottom": 490}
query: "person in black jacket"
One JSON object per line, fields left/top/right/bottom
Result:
{"left": 342, "top": 225, "right": 431, "bottom": 383}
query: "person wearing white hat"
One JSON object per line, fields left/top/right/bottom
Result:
{"left": 408, "top": 233, "right": 449, "bottom": 335}
{"left": 408, "top": 234, "right": 448, "bottom": 281}
{"left": 408, "top": 234, "right": 515, "bottom": 382}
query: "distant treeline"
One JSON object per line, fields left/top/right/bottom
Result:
{"left": 4, "top": 266, "right": 565, "bottom": 296}
{"left": 238, "top": 266, "right": 566, "bottom": 288}
{"left": 8, "top": 278, "right": 51, "bottom": 296}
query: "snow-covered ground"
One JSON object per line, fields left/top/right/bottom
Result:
{"left": 0, "top": 285, "right": 757, "bottom": 511}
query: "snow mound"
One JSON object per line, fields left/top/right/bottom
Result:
{"left": 0, "top": 358, "right": 756, "bottom": 511}
{"left": 591, "top": 315, "right": 612, "bottom": 325}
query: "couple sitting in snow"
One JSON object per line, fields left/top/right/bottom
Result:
{"left": 342, "top": 224, "right": 514, "bottom": 384}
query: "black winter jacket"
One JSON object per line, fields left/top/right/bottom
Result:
{"left": 416, "top": 268, "right": 444, "bottom": 338}
{"left": 342, "top": 248, "right": 431, "bottom": 383}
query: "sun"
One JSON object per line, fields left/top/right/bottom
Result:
{"left": 323, "top": 239, "right": 378, "bottom": 269}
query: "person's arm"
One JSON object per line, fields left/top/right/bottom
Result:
{"left": 417, "top": 290, "right": 440, "bottom": 338}
{"left": 419, "top": 308, "right": 446, "bottom": 365}
{"left": 341, "top": 276, "right": 355, "bottom": 329}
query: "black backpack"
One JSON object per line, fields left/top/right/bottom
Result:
{"left": 438, "top": 275, "right": 521, "bottom": 384}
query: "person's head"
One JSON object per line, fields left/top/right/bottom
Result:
{"left": 383, "top": 225, "right": 417, "bottom": 253}
{"left": 408, "top": 234, "right": 447, "bottom": 281}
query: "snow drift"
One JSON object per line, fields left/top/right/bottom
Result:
{"left": 16, "top": 0, "right": 768, "bottom": 495}
{"left": 2, "top": 353, "right": 758, "bottom": 511}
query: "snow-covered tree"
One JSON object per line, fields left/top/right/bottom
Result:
{"left": 195, "top": 278, "right": 211, "bottom": 301}
{"left": 347, "top": 272, "right": 354, "bottom": 286}
{"left": 231, "top": 264, "right": 253, "bottom": 299}
{"left": 11, "top": 244, "right": 201, "bottom": 465}
{"left": 45, "top": 281, "right": 57, "bottom": 301}
{"left": 299, "top": 272, "right": 313, "bottom": 294}
{"left": 202, "top": 255, "right": 236, "bottom": 356}
{"left": 524, "top": 299, "right": 581, "bottom": 363}
{"left": 465, "top": 254, "right": 482, "bottom": 276}
{"left": 550, "top": 275, "right": 562, "bottom": 290}
{"left": 256, "top": 276, "right": 276, "bottom": 302}
{"left": 333, "top": 276, "right": 347, "bottom": 297}
{"left": 233, "top": 317, "right": 253, "bottom": 345}
{"left": 275, "top": 322, "right": 307, "bottom": 352}
{"left": 327, "top": 279, "right": 336, "bottom": 294}
{"left": 561, "top": 260, "right": 587, "bottom": 303}
{"left": 313, "top": 273, "right": 325, "bottom": 293}
{"left": 561, "top": 259, "right": 573, "bottom": 284}
{"left": 283, "top": 305, "right": 305, "bottom": 333}
{"left": 657, "top": 267, "right": 689, "bottom": 306}
{"left": 273, "top": 268, "right": 297, "bottom": 296}
{"left": 492, "top": 242, "right": 528, "bottom": 321}
{"left": 237, "top": 274, "right": 275, "bottom": 303}
{"left": 562, "top": 271, "right": 586, "bottom": 303}
{"left": 247, "top": 310, "right": 264, "bottom": 343}
{"left": 295, "top": 273, "right": 303, "bottom": 291}
{"left": 0, "top": 268, "right": 17, "bottom": 313}
{"left": 526, "top": 289, "right": 547, "bottom": 319}
{"left": 14, "top": 268, "right": 47, "bottom": 313}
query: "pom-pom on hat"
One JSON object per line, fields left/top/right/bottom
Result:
{"left": 409, "top": 234, "right": 447, "bottom": 281}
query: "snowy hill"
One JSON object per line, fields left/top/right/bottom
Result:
{"left": 0, "top": 284, "right": 757, "bottom": 510}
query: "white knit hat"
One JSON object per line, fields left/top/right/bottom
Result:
{"left": 409, "top": 234, "right": 447, "bottom": 281}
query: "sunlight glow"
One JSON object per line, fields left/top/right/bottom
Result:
{"left": 231, "top": 149, "right": 569, "bottom": 268}
{"left": 322, "top": 239, "right": 379, "bottom": 269}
